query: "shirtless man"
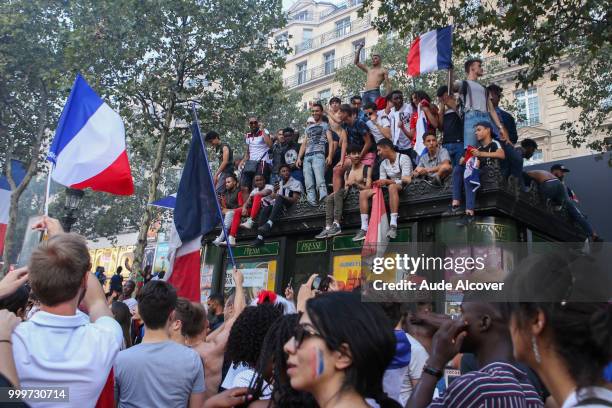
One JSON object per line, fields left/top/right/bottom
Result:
{"left": 198, "top": 268, "right": 245, "bottom": 400}
{"left": 354, "top": 42, "right": 391, "bottom": 106}
{"left": 326, "top": 96, "right": 348, "bottom": 158}
{"left": 315, "top": 143, "right": 372, "bottom": 239}
{"left": 525, "top": 170, "right": 599, "bottom": 241}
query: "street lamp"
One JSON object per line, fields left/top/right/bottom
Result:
{"left": 61, "top": 187, "right": 84, "bottom": 232}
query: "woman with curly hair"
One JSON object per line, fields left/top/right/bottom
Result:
{"left": 283, "top": 291, "right": 401, "bottom": 408}
{"left": 221, "top": 303, "right": 283, "bottom": 394}
{"left": 248, "top": 314, "right": 317, "bottom": 407}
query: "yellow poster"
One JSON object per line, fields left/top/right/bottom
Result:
{"left": 117, "top": 246, "right": 135, "bottom": 278}
{"left": 332, "top": 255, "right": 361, "bottom": 292}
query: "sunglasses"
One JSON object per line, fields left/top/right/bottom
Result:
{"left": 249, "top": 121, "right": 258, "bottom": 125}
{"left": 293, "top": 324, "right": 321, "bottom": 348}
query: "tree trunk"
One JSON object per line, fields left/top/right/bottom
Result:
{"left": 131, "top": 94, "right": 176, "bottom": 280}
{"left": 0, "top": 83, "right": 47, "bottom": 277}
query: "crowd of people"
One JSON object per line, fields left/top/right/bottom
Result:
{"left": 0, "top": 216, "right": 610, "bottom": 407}
{"left": 205, "top": 56, "right": 600, "bottom": 245}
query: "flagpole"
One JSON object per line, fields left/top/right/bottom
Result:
{"left": 190, "top": 103, "right": 236, "bottom": 268}
{"left": 43, "top": 163, "right": 53, "bottom": 216}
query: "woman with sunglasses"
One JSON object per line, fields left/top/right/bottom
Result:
{"left": 284, "top": 291, "right": 401, "bottom": 408}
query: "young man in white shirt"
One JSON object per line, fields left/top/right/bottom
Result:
{"left": 114, "top": 281, "right": 205, "bottom": 408}
{"left": 354, "top": 138, "right": 412, "bottom": 241}
{"left": 11, "top": 216, "right": 123, "bottom": 408}
{"left": 239, "top": 117, "right": 273, "bottom": 202}
{"left": 388, "top": 90, "right": 416, "bottom": 164}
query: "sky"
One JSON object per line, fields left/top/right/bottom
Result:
{"left": 282, "top": 0, "right": 295, "bottom": 9}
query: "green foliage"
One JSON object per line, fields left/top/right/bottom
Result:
{"left": 361, "top": 0, "right": 611, "bottom": 151}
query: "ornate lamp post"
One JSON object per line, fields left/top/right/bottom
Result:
{"left": 60, "top": 188, "right": 84, "bottom": 232}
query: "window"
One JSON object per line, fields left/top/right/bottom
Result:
{"left": 324, "top": 51, "right": 335, "bottom": 75}
{"left": 515, "top": 88, "right": 540, "bottom": 127}
{"left": 297, "top": 62, "right": 308, "bottom": 85}
{"left": 294, "top": 10, "right": 310, "bottom": 21}
{"left": 352, "top": 40, "right": 365, "bottom": 62}
{"left": 335, "top": 17, "right": 351, "bottom": 37}
{"left": 318, "top": 89, "right": 331, "bottom": 103}
{"left": 302, "top": 29, "right": 312, "bottom": 42}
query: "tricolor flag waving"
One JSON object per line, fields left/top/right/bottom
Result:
{"left": 362, "top": 186, "right": 389, "bottom": 258}
{"left": 164, "top": 114, "right": 223, "bottom": 301}
{"left": 407, "top": 26, "right": 453, "bottom": 77}
{"left": 48, "top": 74, "right": 134, "bottom": 195}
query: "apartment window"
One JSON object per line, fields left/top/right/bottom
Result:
{"left": 515, "top": 88, "right": 540, "bottom": 127}
{"left": 523, "top": 149, "right": 544, "bottom": 166}
{"left": 318, "top": 89, "right": 331, "bottom": 103}
{"left": 297, "top": 62, "right": 308, "bottom": 85}
{"left": 324, "top": 51, "right": 335, "bottom": 75}
{"left": 353, "top": 40, "right": 365, "bottom": 62}
{"left": 294, "top": 10, "right": 310, "bottom": 21}
{"left": 302, "top": 29, "right": 313, "bottom": 42}
{"left": 335, "top": 17, "right": 351, "bottom": 37}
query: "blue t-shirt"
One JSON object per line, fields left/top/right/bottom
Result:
{"left": 343, "top": 119, "right": 375, "bottom": 153}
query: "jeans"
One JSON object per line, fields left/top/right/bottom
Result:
{"left": 258, "top": 197, "right": 292, "bottom": 234}
{"left": 325, "top": 188, "right": 346, "bottom": 226}
{"left": 452, "top": 164, "right": 480, "bottom": 211}
{"left": 464, "top": 110, "right": 491, "bottom": 149}
{"left": 443, "top": 142, "right": 464, "bottom": 166}
{"left": 303, "top": 153, "right": 327, "bottom": 204}
{"left": 539, "top": 179, "right": 594, "bottom": 236}
{"left": 362, "top": 88, "right": 381, "bottom": 106}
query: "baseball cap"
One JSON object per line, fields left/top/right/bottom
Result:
{"left": 550, "top": 164, "right": 570, "bottom": 173}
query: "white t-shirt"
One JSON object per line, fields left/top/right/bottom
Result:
{"left": 246, "top": 129, "right": 271, "bottom": 163}
{"left": 366, "top": 110, "right": 391, "bottom": 143}
{"left": 12, "top": 311, "right": 123, "bottom": 408}
{"left": 250, "top": 184, "right": 275, "bottom": 205}
{"left": 379, "top": 153, "right": 413, "bottom": 182}
{"left": 390, "top": 103, "right": 413, "bottom": 150}
{"left": 456, "top": 79, "right": 488, "bottom": 112}
{"left": 399, "top": 334, "right": 429, "bottom": 406}
{"left": 122, "top": 297, "right": 137, "bottom": 314}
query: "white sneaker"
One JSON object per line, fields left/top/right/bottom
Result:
{"left": 240, "top": 218, "right": 254, "bottom": 229}
{"left": 212, "top": 235, "right": 225, "bottom": 246}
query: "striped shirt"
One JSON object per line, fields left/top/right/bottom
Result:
{"left": 428, "top": 362, "right": 544, "bottom": 408}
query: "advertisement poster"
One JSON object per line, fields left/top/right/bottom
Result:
{"left": 332, "top": 255, "right": 361, "bottom": 291}
{"left": 224, "top": 260, "right": 276, "bottom": 303}
{"left": 152, "top": 243, "right": 170, "bottom": 274}
{"left": 95, "top": 247, "right": 119, "bottom": 277}
{"left": 200, "top": 264, "right": 214, "bottom": 303}
{"left": 117, "top": 246, "right": 135, "bottom": 278}
{"left": 143, "top": 246, "right": 156, "bottom": 270}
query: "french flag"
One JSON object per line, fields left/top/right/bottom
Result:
{"left": 407, "top": 26, "right": 453, "bottom": 77}
{"left": 164, "top": 120, "right": 221, "bottom": 301}
{"left": 47, "top": 74, "right": 134, "bottom": 195}
{"left": 362, "top": 186, "right": 389, "bottom": 258}
{"left": 0, "top": 161, "right": 25, "bottom": 256}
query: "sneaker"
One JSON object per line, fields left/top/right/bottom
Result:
{"left": 219, "top": 235, "right": 236, "bottom": 247}
{"left": 327, "top": 223, "right": 342, "bottom": 237}
{"left": 252, "top": 237, "right": 265, "bottom": 247}
{"left": 315, "top": 229, "right": 329, "bottom": 240}
{"left": 387, "top": 225, "right": 397, "bottom": 239}
{"left": 352, "top": 229, "right": 367, "bottom": 242}
{"left": 258, "top": 222, "right": 272, "bottom": 235}
{"left": 212, "top": 235, "right": 225, "bottom": 246}
{"left": 240, "top": 218, "right": 254, "bottom": 229}
{"left": 431, "top": 174, "right": 442, "bottom": 186}
{"left": 456, "top": 214, "right": 475, "bottom": 227}
{"left": 443, "top": 205, "right": 463, "bottom": 216}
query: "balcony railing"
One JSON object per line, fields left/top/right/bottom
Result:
{"left": 284, "top": 46, "right": 373, "bottom": 89}
{"left": 287, "top": 0, "right": 364, "bottom": 23}
{"left": 293, "top": 14, "right": 371, "bottom": 55}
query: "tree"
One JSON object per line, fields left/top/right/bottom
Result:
{"left": 362, "top": 0, "right": 611, "bottom": 151}
{"left": 64, "top": 0, "right": 288, "bottom": 277}
{"left": 0, "top": 1, "right": 73, "bottom": 274}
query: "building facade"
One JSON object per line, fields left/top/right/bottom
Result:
{"left": 276, "top": 0, "right": 380, "bottom": 107}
